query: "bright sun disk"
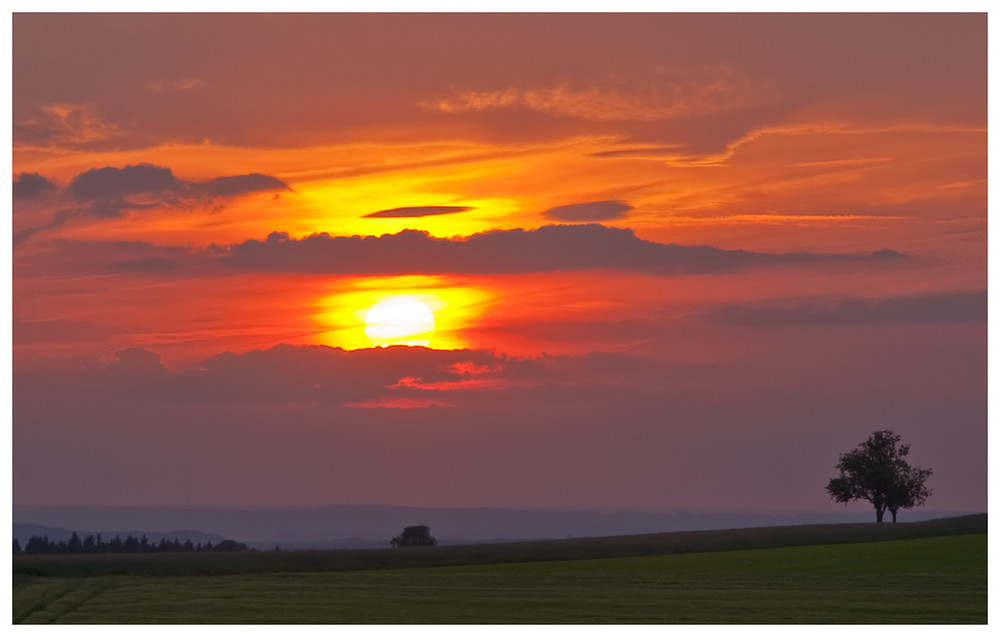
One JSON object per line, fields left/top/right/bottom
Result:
{"left": 364, "top": 295, "right": 436, "bottom": 347}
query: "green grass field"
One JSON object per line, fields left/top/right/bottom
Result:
{"left": 13, "top": 530, "right": 986, "bottom": 624}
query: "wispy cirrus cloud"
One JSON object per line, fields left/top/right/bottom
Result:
{"left": 14, "top": 103, "right": 121, "bottom": 146}
{"left": 670, "top": 122, "right": 986, "bottom": 167}
{"left": 147, "top": 77, "right": 205, "bottom": 92}
{"left": 587, "top": 145, "right": 686, "bottom": 159}
{"left": 422, "top": 67, "right": 772, "bottom": 122}
{"left": 792, "top": 156, "right": 894, "bottom": 168}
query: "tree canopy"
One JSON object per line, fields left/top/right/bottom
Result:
{"left": 826, "top": 429, "right": 932, "bottom": 523}
{"left": 390, "top": 525, "right": 437, "bottom": 548}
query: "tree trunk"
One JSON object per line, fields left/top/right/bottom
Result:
{"left": 891, "top": 510, "right": 898, "bottom": 523}
{"left": 875, "top": 507, "right": 885, "bottom": 523}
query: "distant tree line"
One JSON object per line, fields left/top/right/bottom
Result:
{"left": 13, "top": 533, "right": 249, "bottom": 555}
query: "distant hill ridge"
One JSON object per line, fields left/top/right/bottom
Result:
{"left": 13, "top": 504, "right": 979, "bottom": 549}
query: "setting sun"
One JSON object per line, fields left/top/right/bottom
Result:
{"left": 312, "top": 275, "right": 494, "bottom": 350}
{"left": 364, "top": 295, "right": 436, "bottom": 347}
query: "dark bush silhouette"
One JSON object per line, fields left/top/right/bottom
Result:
{"left": 390, "top": 525, "right": 437, "bottom": 547}
{"left": 826, "top": 429, "right": 932, "bottom": 523}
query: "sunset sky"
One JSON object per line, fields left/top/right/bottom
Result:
{"left": 12, "top": 13, "right": 987, "bottom": 514}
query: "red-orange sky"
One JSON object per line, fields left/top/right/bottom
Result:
{"left": 12, "top": 13, "right": 986, "bottom": 514}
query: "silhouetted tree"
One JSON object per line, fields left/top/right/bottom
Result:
{"left": 213, "top": 539, "right": 249, "bottom": 552}
{"left": 67, "top": 532, "right": 82, "bottom": 554}
{"left": 826, "top": 429, "right": 932, "bottom": 523}
{"left": 390, "top": 525, "right": 437, "bottom": 547}
{"left": 885, "top": 464, "right": 934, "bottom": 523}
{"left": 156, "top": 537, "right": 185, "bottom": 553}
{"left": 25, "top": 535, "right": 50, "bottom": 554}
{"left": 13, "top": 539, "right": 22, "bottom": 555}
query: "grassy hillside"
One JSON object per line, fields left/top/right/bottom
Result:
{"left": 13, "top": 513, "right": 986, "bottom": 578}
{"left": 14, "top": 533, "right": 986, "bottom": 623}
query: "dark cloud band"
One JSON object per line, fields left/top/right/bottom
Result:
{"left": 215, "top": 224, "right": 905, "bottom": 276}
{"left": 18, "top": 225, "right": 908, "bottom": 277}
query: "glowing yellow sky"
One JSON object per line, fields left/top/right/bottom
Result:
{"left": 13, "top": 121, "right": 985, "bottom": 253}
{"left": 12, "top": 13, "right": 986, "bottom": 364}
{"left": 312, "top": 276, "right": 495, "bottom": 350}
